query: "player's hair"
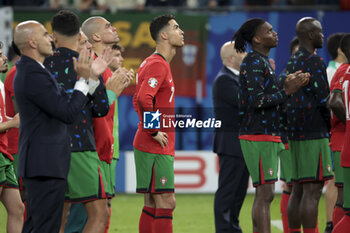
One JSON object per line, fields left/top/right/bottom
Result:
{"left": 232, "top": 18, "right": 266, "bottom": 53}
{"left": 11, "top": 41, "right": 21, "bottom": 56}
{"left": 111, "top": 43, "right": 124, "bottom": 52}
{"left": 51, "top": 10, "right": 80, "bottom": 36}
{"left": 289, "top": 36, "right": 299, "bottom": 55}
{"left": 340, "top": 34, "right": 350, "bottom": 60}
{"left": 150, "top": 14, "right": 175, "bottom": 42}
{"left": 327, "top": 33, "right": 345, "bottom": 60}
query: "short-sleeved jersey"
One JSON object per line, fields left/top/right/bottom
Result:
{"left": 133, "top": 53, "right": 175, "bottom": 156}
{"left": 329, "top": 63, "right": 350, "bottom": 151}
{"left": 340, "top": 65, "right": 350, "bottom": 167}
{"left": 238, "top": 50, "right": 286, "bottom": 141}
{"left": 4, "top": 66, "right": 18, "bottom": 154}
{"left": 283, "top": 47, "right": 330, "bottom": 140}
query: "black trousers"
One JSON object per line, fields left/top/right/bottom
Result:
{"left": 22, "top": 177, "right": 67, "bottom": 233}
{"left": 214, "top": 154, "right": 249, "bottom": 233}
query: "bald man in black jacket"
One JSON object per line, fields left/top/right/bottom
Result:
{"left": 213, "top": 41, "right": 249, "bottom": 233}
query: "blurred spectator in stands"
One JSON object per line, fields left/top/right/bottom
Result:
{"left": 51, "top": 0, "right": 145, "bottom": 11}
{"left": 50, "top": 0, "right": 105, "bottom": 11}
{"left": 2, "top": 0, "right": 50, "bottom": 6}
{"left": 145, "top": 0, "right": 186, "bottom": 6}
{"left": 287, "top": 0, "right": 339, "bottom": 5}
{"left": 245, "top": 0, "right": 279, "bottom": 5}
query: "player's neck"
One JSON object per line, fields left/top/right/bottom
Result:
{"left": 155, "top": 44, "right": 176, "bottom": 63}
{"left": 55, "top": 40, "right": 78, "bottom": 52}
{"left": 252, "top": 45, "right": 270, "bottom": 57}
{"left": 92, "top": 43, "right": 111, "bottom": 56}
{"left": 299, "top": 41, "right": 315, "bottom": 54}
{"left": 54, "top": 34, "right": 79, "bottom": 52}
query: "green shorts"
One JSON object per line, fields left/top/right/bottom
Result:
{"left": 99, "top": 158, "right": 117, "bottom": 198}
{"left": 134, "top": 149, "right": 174, "bottom": 193}
{"left": 66, "top": 151, "right": 107, "bottom": 202}
{"left": 289, "top": 139, "right": 333, "bottom": 183}
{"left": 279, "top": 147, "right": 292, "bottom": 185}
{"left": 343, "top": 167, "right": 350, "bottom": 211}
{"left": 333, "top": 151, "right": 344, "bottom": 187}
{"left": 0, "top": 153, "right": 18, "bottom": 189}
{"left": 240, "top": 140, "right": 284, "bottom": 187}
{"left": 11, "top": 153, "right": 24, "bottom": 190}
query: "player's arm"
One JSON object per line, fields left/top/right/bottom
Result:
{"left": 137, "top": 62, "right": 166, "bottom": 111}
{"left": 242, "top": 58, "right": 287, "bottom": 108}
{"left": 89, "top": 75, "right": 109, "bottom": 118}
{"left": 137, "top": 62, "right": 168, "bottom": 147}
{"left": 0, "top": 113, "right": 19, "bottom": 133}
{"left": 308, "top": 57, "right": 331, "bottom": 129}
{"left": 328, "top": 90, "right": 346, "bottom": 124}
{"left": 105, "top": 67, "right": 134, "bottom": 105}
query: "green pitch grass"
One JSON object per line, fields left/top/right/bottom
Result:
{"left": 0, "top": 194, "right": 328, "bottom": 233}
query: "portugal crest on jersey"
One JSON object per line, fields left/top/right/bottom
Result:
{"left": 160, "top": 176, "right": 167, "bottom": 186}
{"left": 148, "top": 77, "right": 158, "bottom": 88}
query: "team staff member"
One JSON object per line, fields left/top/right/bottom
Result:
{"left": 133, "top": 14, "right": 184, "bottom": 233}
{"left": 212, "top": 41, "right": 249, "bottom": 233}
{"left": 284, "top": 17, "right": 333, "bottom": 233}
{"left": 13, "top": 20, "right": 92, "bottom": 233}
{"left": 233, "top": 18, "right": 309, "bottom": 233}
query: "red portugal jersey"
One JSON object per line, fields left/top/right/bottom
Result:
{"left": 0, "top": 88, "right": 12, "bottom": 160}
{"left": 341, "top": 63, "right": 350, "bottom": 167}
{"left": 4, "top": 66, "right": 18, "bottom": 155}
{"left": 93, "top": 66, "right": 115, "bottom": 163}
{"left": 133, "top": 53, "right": 175, "bottom": 156}
{"left": 329, "top": 63, "right": 349, "bottom": 151}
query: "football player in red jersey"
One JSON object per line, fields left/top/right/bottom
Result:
{"left": 133, "top": 14, "right": 184, "bottom": 233}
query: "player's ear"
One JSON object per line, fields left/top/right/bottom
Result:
{"left": 92, "top": 33, "right": 101, "bottom": 43}
{"left": 160, "top": 31, "right": 168, "bottom": 41}
{"left": 252, "top": 35, "right": 261, "bottom": 45}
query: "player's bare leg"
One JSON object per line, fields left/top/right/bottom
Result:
{"left": 252, "top": 194, "right": 258, "bottom": 232}
{"left": 59, "top": 202, "right": 72, "bottom": 233}
{"left": 300, "top": 182, "right": 324, "bottom": 230}
{"left": 333, "top": 187, "right": 344, "bottom": 226}
{"left": 288, "top": 183, "right": 303, "bottom": 231}
{"left": 0, "top": 187, "right": 24, "bottom": 233}
{"left": 144, "top": 193, "right": 156, "bottom": 208}
{"left": 325, "top": 178, "right": 337, "bottom": 233}
{"left": 253, "top": 183, "right": 274, "bottom": 233}
{"left": 83, "top": 199, "right": 109, "bottom": 233}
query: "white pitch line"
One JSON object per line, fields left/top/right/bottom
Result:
{"left": 271, "top": 220, "right": 284, "bottom": 231}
